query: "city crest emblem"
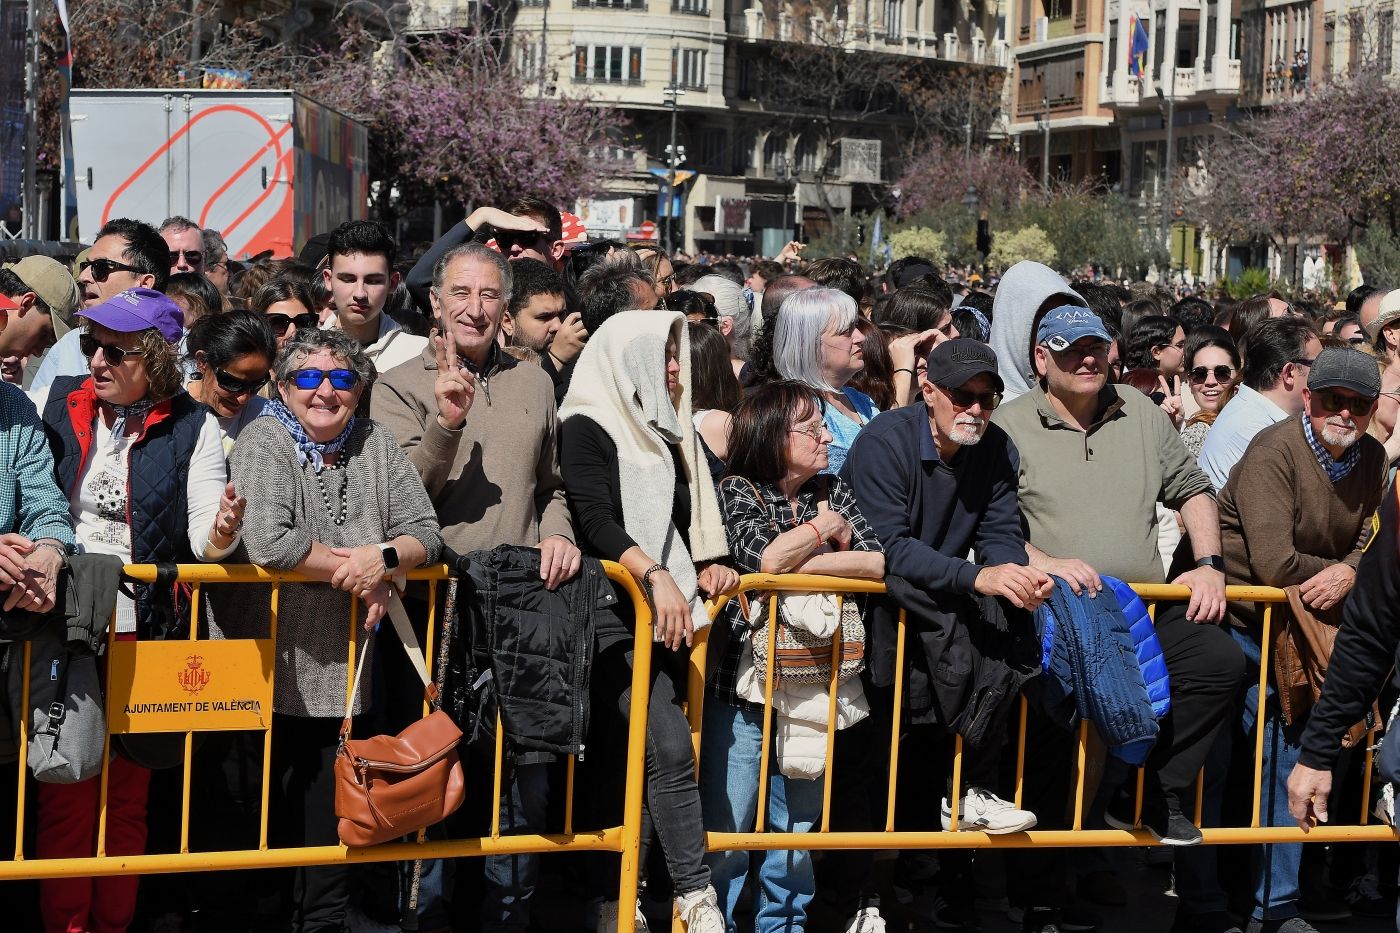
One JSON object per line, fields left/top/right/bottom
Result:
{"left": 177, "top": 655, "right": 211, "bottom": 695}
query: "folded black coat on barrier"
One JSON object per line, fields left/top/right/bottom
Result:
{"left": 443, "top": 544, "right": 619, "bottom": 762}
{"left": 865, "top": 575, "right": 1040, "bottom": 751}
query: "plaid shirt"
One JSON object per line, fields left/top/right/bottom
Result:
{"left": 0, "top": 383, "right": 74, "bottom": 546}
{"left": 1301, "top": 413, "right": 1362, "bottom": 484}
{"left": 710, "top": 473, "right": 882, "bottom": 707}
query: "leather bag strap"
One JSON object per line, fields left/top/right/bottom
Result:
{"left": 342, "top": 582, "right": 436, "bottom": 727}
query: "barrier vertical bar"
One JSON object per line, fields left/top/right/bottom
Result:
{"left": 949, "top": 735, "right": 964, "bottom": 832}
{"left": 884, "top": 610, "right": 907, "bottom": 832}
{"left": 96, "top": 608, "right": 117, "bottom": 857}
{"left": 1014, "top": 697, "right": 1028, "bottom": 809}
{"left": 1071, "top": 720, "right": 1088, "bottom": 831}
{"left": 818, "top": 601, "right": 844, "bottom": 834}
{"left": 755, "top": 593, "right": 779, "bottom": 833}
{"left": 1137, "top": 600, "right": 1156, "bottom": 826}
{"left": 1194, "top": 769, "right": 1205, "bottom": 826}
{"left": 1251, "top": 602, "right": 1272, "bottom": 829}
{"left": 491, "top": 712, "right": 504, "bottom": 840}
{"left": 689, "top": 627, "right": 708, "bottom": 768}
{"left": 418, "top": 578, "right": 440, "bottom": 847}
{"left": 615, "top": 566, "right": 655, "bottom": 933}
{"left": 1361, "top": 727, "right": 1376, "bottom": 826}
{"left": 259, "top": 580, "right": 280, "bottom": 851}
{"left": 14, "top": 641, "right": 31, "bottom": 860}
{"left": 564, "top": 756, "right": 576, "bottom": 835}
{"left": 179, "top": 583, "right": 203, "bottom": 854}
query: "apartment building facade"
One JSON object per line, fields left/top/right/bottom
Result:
{"left": 415, "top": 0, "right": 1009, "bottom": 255}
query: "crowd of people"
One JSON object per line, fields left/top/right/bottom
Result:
{"left": 0, "top": 201, "right": 1397, "bottom": 933}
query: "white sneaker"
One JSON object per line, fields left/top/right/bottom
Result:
{"left": 597, "top": 898, "right": 651, "bottom": 933}
{"left": 940, "top": 786, "right": 1037, "bottom": 833}
{"left": 843, "top": 905, "right": 888, "bottom": 933}
{"left": 675, "top": 885, "right": 724, "bottom": 933}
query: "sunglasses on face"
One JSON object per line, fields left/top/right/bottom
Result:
{"left": 79, "top": 333, "right": 145, "bottom": 367}
{"left": 495, "top": 231, "right": 548, "bottom": 251}
{"left": 1315, "top": 389, "right": 1376, "bottom": 416}
{"left": 266, "top": 312, "right": 319, "bottom": 336}
{"left": 1189, "top": 365, "right": 1236, "bottom": 384}
{"left": 939, "top": 384, "right": 1003, "bottom": 411}
{"left": 169, "top": 250, "right": 204, "bottom": 267}
{"left": 78, "top": 258, "right": 141, "bottom": 283}
{"left": 212, "top": 367, "right": 269, "bottom": 396}
{"left": 288, "top": 368, "right": 360, "bottom": 391}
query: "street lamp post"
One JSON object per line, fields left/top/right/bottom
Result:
{"left": 775, "top": 154, "right": 794, "bottom": 241}
{"left": 663, "top": 77, "right": 684, "bottom": 254}
{"left": 1040, "top": 95, "right": 1051, "bottom": 189}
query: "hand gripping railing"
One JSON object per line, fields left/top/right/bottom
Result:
{"left": 1, "top": 561, "right": 653, "bottom": 933}
{"left": 690, "top": 574, "right": 1398, "bottom": 850}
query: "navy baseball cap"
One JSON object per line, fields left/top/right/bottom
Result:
{"left": 1036, "top": 305, "right": 1111, "bottom": 352}
{"left": 927, "top": 338, "right": 1003, "bottom": 391}
{"left": 77, "top": 287, "right": 184, "bottom": 344}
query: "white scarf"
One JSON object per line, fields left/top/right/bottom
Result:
{"left": 559, "top": 311, "right": 728, "bottom": 629}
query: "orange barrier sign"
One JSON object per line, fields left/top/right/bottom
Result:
{"left": 106, "top": 639, "right": 274, "bottom": 733}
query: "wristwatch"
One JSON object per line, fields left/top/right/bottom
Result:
{"left": 379, "top": 543, "right": 400, "bottom": 571}
{"left": 1195, "top": 555, "right": 1225, "bottom": 571}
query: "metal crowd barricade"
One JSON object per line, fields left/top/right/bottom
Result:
{"left": 691, "top": 574, "right": 1399, "bottom": 851}
{"left": 1, "top": 561, "right": 653, "bottom": 933}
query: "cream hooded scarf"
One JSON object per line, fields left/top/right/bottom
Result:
{"left": 558, "top": 311, "right": 728, "bottom": 629}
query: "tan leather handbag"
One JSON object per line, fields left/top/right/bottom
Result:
{"left": 1273, "top": 584, "right": 1376, "bottom": 749}
{"left": 335, "top": 591, "right": 465, "bottom": 848}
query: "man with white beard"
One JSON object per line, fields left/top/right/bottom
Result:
{"left": 1215, "top": 344, "right": 1387, "bottom": 933}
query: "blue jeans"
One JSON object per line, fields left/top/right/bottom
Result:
{"left": 480, "top": 761, "right": 550, "bottom": 932}
{"left": 700, "top": 699, "right": 824, "bottom": 933}
{"left": 1232, "top": 627, "right": 1306, "bottom": 921}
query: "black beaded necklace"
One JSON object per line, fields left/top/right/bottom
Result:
{"left": 312, "top": 462, "right": 348, "bottom": 526}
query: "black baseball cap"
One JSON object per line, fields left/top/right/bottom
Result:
{"left": 926, "top": 338, "right": 1003, "bottom": 391}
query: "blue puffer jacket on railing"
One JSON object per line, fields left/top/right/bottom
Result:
{"left": 1036, "top": 575, "right": 1169, "bottom": 765}
{"left": 1105, "top": 577, "right": 1171, "bottom": 720}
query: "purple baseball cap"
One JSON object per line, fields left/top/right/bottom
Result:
{"left": 77, "top": 287, "right": 184, "bottom": 344}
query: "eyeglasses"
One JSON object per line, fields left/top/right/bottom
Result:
{"left": 938, "top": 384, "right": 1003, "bottom": 411}
{"left": 79, "top": 333, "right": 146, "bottom": 366}
{"left": 266, "top": 312, "right": 319, "bottom": 336}
{"left": 78, "top": 258, "right": 141, "bottom": 283}
{"left": 495, "top": 230, "right": 548, "bottom": 252}
{"left": 169, "top": 250, "right": 204, "bottom": 267}
{"left": 212, "top": 367, "right": 269, "bottom": 396}
{"left": 1314, "top": 389, "right": 1376, "bottom": 416}
{"left": 1291, "top": 357, "right": 1316, "bottom": 368}
{"left": 1188, "top": 365, "right": 1236, "bottom": 384}
{"left": 789, "top": 421, "right": 829, "bottom": 442}
{"left": 288, "top": 368, "right": 360, "bottom": 391}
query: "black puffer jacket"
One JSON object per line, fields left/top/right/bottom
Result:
{"left": 445, "top": 545, "right": 619, "bottom": 760}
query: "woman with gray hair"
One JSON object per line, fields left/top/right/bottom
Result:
{"left": 772, "top": 286, "right": 879, "bottom": 474}
{"left": 693, "top": 273, "right": 751, "bottom": 379}
{"left": 224, "top": 327, "right": 442, "bottom": 931}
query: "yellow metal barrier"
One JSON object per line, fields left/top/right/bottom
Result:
{"left": 1, "top": 562, "right": 653, "bottom": 933}
{"left": 691, "top": 574, "right": 1398, "bottom": 850}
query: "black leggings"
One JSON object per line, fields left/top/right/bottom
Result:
{"left": 593, "top": 635, "right": 711, "bottom": 895}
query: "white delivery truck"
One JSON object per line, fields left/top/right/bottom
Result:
{"left": 70, "top": 89, "right": 370, "bottom": 258}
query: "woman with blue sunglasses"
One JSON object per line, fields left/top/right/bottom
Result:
{"left": 221, "top": 327, "right": 442, "bottom": 931}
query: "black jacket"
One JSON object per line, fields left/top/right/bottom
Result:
{"left": 445, "top": 544, "right": 619, "bottom": 761}
{"left": 867, "top": 575, "right": 1039, "bottom": 750}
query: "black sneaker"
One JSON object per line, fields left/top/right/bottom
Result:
{"left": 1297, "top": 891, "right": 1352, "bottom": 923}
{"left": 1243, "top": 918, "right": 1320, "bottom": 933}
{"left": 1171, "top": 911, "right": 1244, "bottom": 933}
{"left": 1021, "top": 908, "right": 1061, "bottom": 933}
{"left": 1104, "top": 793, "right": 1203, "bottom": 846}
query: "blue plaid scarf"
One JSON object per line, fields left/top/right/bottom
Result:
{"left": 259, "top": 399, "right": 355, "bottom": 473}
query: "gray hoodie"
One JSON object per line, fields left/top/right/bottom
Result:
{"left": 988, "top": 261, "right": 1088, "bottom": 399}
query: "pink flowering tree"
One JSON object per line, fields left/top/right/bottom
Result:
{"left": 309, "top": 28, "right": 626, "bottom": 218}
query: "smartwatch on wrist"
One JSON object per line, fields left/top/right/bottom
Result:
{"left": 1195, "top": 555, "right": 1224, "bottom": 571}
{"left": 379, "top": 543, "right": 401, "bottom": 571}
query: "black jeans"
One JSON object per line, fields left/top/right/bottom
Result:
{"left": 270, "top": 714, "right": 349, "bottom": 932}
{"left": 1006, "top": 606, "right": 1246, "bottom": 909}
{"left": 594, "top": 635, "right": 711, "bottom": 895}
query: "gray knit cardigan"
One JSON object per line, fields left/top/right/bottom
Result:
{"left": 211, "top": 416, "right": 443, "bottom": 718}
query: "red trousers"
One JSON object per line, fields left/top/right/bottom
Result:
{"left": 37, "top": 755, "right": 151, "bottom": 933}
